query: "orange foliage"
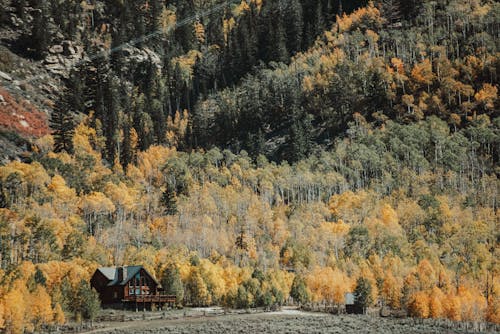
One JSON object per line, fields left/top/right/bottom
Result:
{"left": 428, "top": 287, "right": 445, "bottom": 318}
{"left": 0, "top": 88, "right": 49, "bottom": 138}
{"left": 474, "top": 83, "right": 498, "bottom": 110}
{"left": 411, "top": 59, "right": 435, "bottom": 88}
{"left": 408, "top": 291, "right": 430, "bottom": 318}
{"left": 307, "top": 267, "right": 350, "bottom": 305}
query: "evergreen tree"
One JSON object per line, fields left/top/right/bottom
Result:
{"left": 161, "top": 263, "right": 184, "bottom": 306}
{"left": 34, "top": 268, "right": 47, "bottom": 286}
{"left": 284, "top": 0, "right": 304, "bottom": 56}
{"left": 120, "top": 118, "right": 135, "bottom": 168}
{"left": 354, "top": 276, "right": 373, "bottom": 313}
{"left": 72, "top": 280, "right": 101, "bottom": 324}
{"left": 51, "top": 93, "right": 75, "bottom": 154}
{"left": 259, "top": 1, "right": 288, "bottom": 63}
{"left": 30, "top": 2, "right": 53, "bottom": 58}
{"left": 160, "top": 185, "right": 178, "bottom": 215}
{"left": 290, "top": 275, "right": 310, "bottom": 305}
{"left": 286, "top": 114, "right": 313, "bottom": 162}
{"left": 102, "top": 75, "right": 122, "bottom": 164}
{"left": 0, "top": 184, "right": 6, "bottom": 209}
{"left": 172, "top": 0, "right": 197, "bottom": 53}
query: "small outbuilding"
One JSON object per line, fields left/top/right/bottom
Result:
{"left": 90, "top": 265, "right": 175, "bottom": 310}
{"left": 345, "top": 292, "right": 363, "bottom": 314}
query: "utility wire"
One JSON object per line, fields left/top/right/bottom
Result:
{"left": 2, "top": 0, "right": 238, "bottom": 95}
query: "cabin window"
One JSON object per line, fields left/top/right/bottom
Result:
{"left": 135, "top": 288, "right": 141, "bottom": 295}
{"left": 130, "top": 288, "right": 134, "bottom": 295}
{"left": 113, "top": 292, "right": 118, "bottom": 299}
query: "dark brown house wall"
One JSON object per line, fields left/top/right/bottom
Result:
{"left": 91, "top": 267, "right": 165, "bottom": 307}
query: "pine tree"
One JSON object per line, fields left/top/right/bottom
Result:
{"left": 30, "top": 2, "right": 53, "bottom": 58}
{"left": 290, "top": 275, "right": 310, "bottom": 305}
{"left": 102, "top": 75, "right": 122, "bottom": 164}
{"left": 0, "top": 184, "right": 6, "bottom": 208}
{"left": 120, "top": 119, "right": 134, "bottom": 169}
{"left": 172, "top": 0, "right": 197, "bottom": 53}
{"left": 161, "top": 264, "right": 184, "bottom": 306}
{"left": 161, "top": 185, "right": 178, "bottom": 215}
{"left": 34, "top": 268, "right": 47, "bottom": 286}
{"left": 354, "top": 276, "right": 373, "bottom": 313}
{"left": 259, "top": 1, "right": 288, "bottom": 63}
{"left": 51, "top": 93, "right": 75, "bottom": 154}
{"left": 150, "top": 0, "right": 165, "bottom": 33}
{"left": 287, "top": 113, "right": 313, "bottom": 162}
{"left": 284, "top": 0, "right": 304, "bottom": 55}
{"left": 71, "top": 280, "right": 100, "bottom": 324}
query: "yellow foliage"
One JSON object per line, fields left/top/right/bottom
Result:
{"left": 417, "top": 259, "right": 436, "bottom": 290}
{"left": 307, "top": 267, "right": 350, "bottom": 304}
{"left": 223, "top": 18, "right": 236, "bottom": 43}
{"left": 3, "top": 281, "right": 28, "bottom": 334}
{"left": 171, "top": 50, "right": 202, "bottom": 84}
{"left": 336, "top": 2, "right": 382, "bottom": 33}
{"left": 411, "top": 59, "right": 435, "bottom": 87}
{"left": 136, "top": 145, "right": 177, "bottom": 186}
{"left": 0, "top": 298, "right": 4, "bottom": 329}
{"left": 487, "top": 280, "right": 500, "bottom": 324}
{"left": 380, "top": 204, "right": 398, "bottom": 227}
{"left": 457, "top": 285, "right": 487, "bottom": 322}
{"left": 233, "top": 0, "right": 250, "bottom": 16}
{"left": 53, "top": 303, "right": 65, "bottom": 325}
{"left": 328, "top": 190, "right": 367, "bottom": 222}
{"left": 382, "top": 272, "right": 402, "bottom": 308}
{"left": 194, "top": 22, "right": 205, "bottom": 43}
{"left": 104, "top": 182, "right": 136, "bottom": 212}
{"left": 48, "top": 175, "right": 76, "bottom": 201}
{"left": 72, "top": 123, "right": 101, "bottom": 158}
{"left": 34, "top": 135, "right": 54, "bottom": 154}
{"left": 391, "top": 58, "right": 405, "bottom": 74}
{"left": 158, "top": 8, "right": 176, "bottom": 33}
{"left": 166, "top": 110, "right": 189, "bottom": 148}
{"left": 31, "top": 286, "right": 53, "bottom": 328}
{"left": 475, "top": 83, "right": 498, "bottom": 110}
{"left": 79, "top": 191, "right": 116, "bottom": 215}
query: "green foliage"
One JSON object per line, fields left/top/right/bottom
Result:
{"left": 161, "top": 264, "right": 184, "bottom": 305}
{"left": 51, "top": 93, "right": 75, "bottom": 154}
{"left": 75, "top": 280, "right": 101, "bottom": 322}
{"left": 354, "top": 276, "right": 373, "bottom": 311}
{"left": 185, "top": 268, "right": 210, "bottom": 306}
{"left": 290, "top": 275, "right": 310, "bottom": 305}
{"left": 161, "top": 185, "right": 178, "bottom": 216}
{"left": 30, "top": 2, "right": 53, "bottom": 58}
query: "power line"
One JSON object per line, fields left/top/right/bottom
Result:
{"left": 2, "top": 0, "right": 238, "bottom": 95}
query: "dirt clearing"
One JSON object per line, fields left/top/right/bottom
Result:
{"left": 85, "top": 310, "right": 497, "bottom": 334}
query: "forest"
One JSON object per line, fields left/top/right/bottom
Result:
{"left": 0, "top": 0, "right": 498, "bottom": 333}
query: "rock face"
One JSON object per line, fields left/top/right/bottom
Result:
{"left": 43, "top": 42, "right": 162, "bottom": 77}
{"left": 43, "top": 41, "right": 84, "bottom": 77}
{"left": 0, "top": 70, "right": 13, "bottom": 81}
{"left": 119, "top": 44, "right": 163, "bottom": 70}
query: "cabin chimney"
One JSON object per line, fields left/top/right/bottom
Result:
{"left": 117, "top": 266, "right": 127, "bottom": 282}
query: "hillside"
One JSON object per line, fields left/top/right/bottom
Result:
{"left": 0, "top": 0, "right": 498, "bottom": 333}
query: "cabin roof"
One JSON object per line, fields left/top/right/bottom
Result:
{"left": 95, "top": 266, "right": 158, "bottom": 286}
{"left": 345, "top": 292, "right": 355, "bottom": 305}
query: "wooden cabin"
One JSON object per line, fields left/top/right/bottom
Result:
{"left": 90, "top": 265, "right": 176, "bottom": 310}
